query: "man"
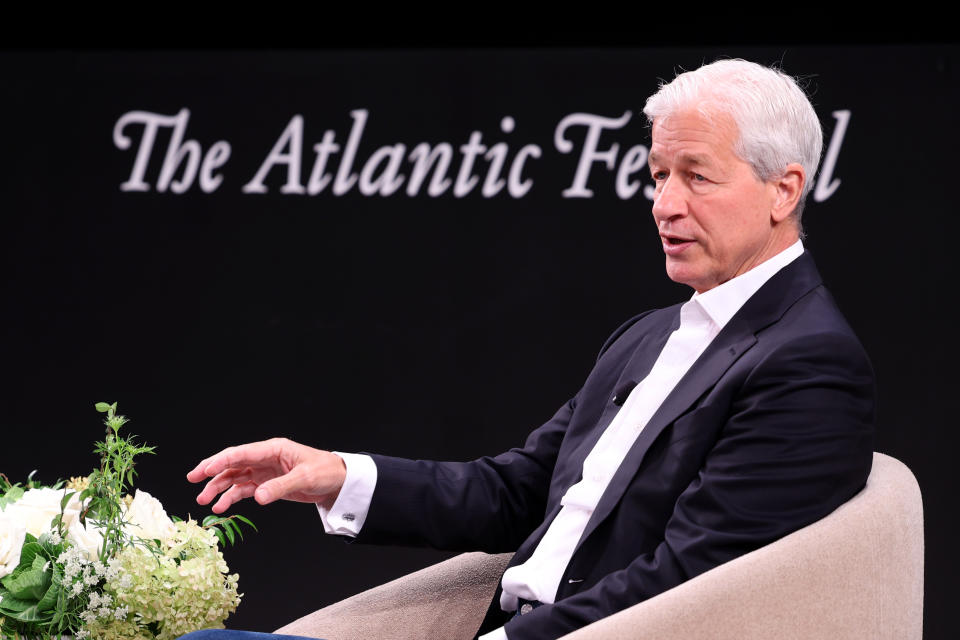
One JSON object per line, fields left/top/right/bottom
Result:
{"left": 183, "top": 59, "right": 875, "bottom": 640}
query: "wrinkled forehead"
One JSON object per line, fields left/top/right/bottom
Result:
{"left": 648, "top": 109, "right": 740, "bottom": 164}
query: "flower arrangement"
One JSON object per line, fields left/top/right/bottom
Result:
{"left": 0, "top": 403, "right": 254, "bottom": 640}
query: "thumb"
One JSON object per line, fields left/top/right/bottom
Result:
{"left": 254, "top": 469, "right": 300, "bottom": 505}
{"left": 255, "top": 463, "right": 322, "bottom": 505}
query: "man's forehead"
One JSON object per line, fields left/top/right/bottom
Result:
{"left": 647, "top": 111, "right": 738, "bottom": 168}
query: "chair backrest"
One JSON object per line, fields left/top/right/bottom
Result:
{"left": 561, "top": 452, "right": 925, "bottom": 639}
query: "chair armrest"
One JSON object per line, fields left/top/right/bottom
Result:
{"left": 274, "top": 551, "right": 512, "bottom": 640}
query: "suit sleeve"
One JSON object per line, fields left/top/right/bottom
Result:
{"left": 503, "top": 329, "right": 876, "bottom": 639}
{"left": 354, "top": 393, "right": 575, "bottom": 552}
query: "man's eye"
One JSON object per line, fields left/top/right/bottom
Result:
{"left": 652, "top": 171, "right": 667, "bottom": 180}
{"left": 693, "top": 173, "right": 707, "bottom": 182}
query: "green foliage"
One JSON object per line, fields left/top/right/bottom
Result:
{"left": 1, "top": 401, "right": 257, "bottom": 640}
{"left": 0, "top": 533, "right": 74, "bottom": 638}
{"left": 84, "top": 402, "right": 155, "bottom": 559}
{"left": 0, "top": 484, "right": 24, "bottom": 511}
{"left": 201, "top": 514, "right": 257, "bottom": 548}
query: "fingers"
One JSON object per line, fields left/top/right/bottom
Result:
{"left": 202, "top": 441, "right": 281, "bottom": 477}
{"left": 195, "top": 468, "right": 255, "bottom": 506}
{"left": 211, "top": 483, "right": 258, "bottom": 514}
{"left": 187, "top": 439, "right": 346, "bottom": 511}
{"left": 187, "top": 439, "right": 290, "bottom": 483}
{"left": 186, "top": 453, "right": 220, "bottom": 483}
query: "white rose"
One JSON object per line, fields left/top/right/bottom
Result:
{"left": 124, "top": 490, "right": 176, "bottom": 542}
{"left": 0, "top": 511, "right": 27, "bottom": 579}
{"left": 67, "top": 518, "right": 105, "bottom": 561}
{"left": 4, "top": 487, "right": 82, "bottom": 537}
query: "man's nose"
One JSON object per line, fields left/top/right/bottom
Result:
{"left": 651, "top": 176, "right": 687, "bottom": 222}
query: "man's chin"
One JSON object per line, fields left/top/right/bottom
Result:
{"left": 664, "top": 262, "right": 715, "bottom": 293}
{"left": 664, "top": 261, "right": 696, "bottom": 288}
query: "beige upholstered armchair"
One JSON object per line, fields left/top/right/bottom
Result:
{"left": 275, "top": 453, "right": 923, "bottom": 640}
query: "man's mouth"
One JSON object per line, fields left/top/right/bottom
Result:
{"left": 660, "top": 234, "right": 694, "bottom": 255}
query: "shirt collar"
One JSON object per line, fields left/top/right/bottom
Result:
{"left": 692, "top": 239, "right": 805, "bottom": 330}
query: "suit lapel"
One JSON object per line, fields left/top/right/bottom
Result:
{"left": 518, "top": 311, "right": 681, "bottom": 566}
{"left": 574, "top": 251, "right": 824, "bottom": 551}
{"left": 563, "top": 312, "right": 680, "bottom": 479}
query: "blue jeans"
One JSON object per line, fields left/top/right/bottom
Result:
{"left": 179, "top": 632, "right": 322, "bottom": 640}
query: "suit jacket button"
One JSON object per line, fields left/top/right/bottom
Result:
{"left": 520, "top": 604, "right": 534, "bottom": 615}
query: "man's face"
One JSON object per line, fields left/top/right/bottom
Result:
{"left": 648, "top": 109, "right": 787, "bottom": 293}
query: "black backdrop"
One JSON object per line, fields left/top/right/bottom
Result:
{"left": 1, "top": 46, "right": 956, "bottom": 638}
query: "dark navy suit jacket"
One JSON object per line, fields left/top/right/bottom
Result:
{"left": 354, "top": 251, "right": 876, "bottom": 640}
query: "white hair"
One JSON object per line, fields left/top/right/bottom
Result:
{"left": 643, "top": 59, "right": 823, "bottom": 225}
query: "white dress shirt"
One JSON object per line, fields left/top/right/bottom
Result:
{"left": 319, "top": 241, "right": 805, "bottom": 640}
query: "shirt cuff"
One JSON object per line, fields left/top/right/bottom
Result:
{"left": 316, "top": 452, "right": 377, "bottom": 537}
{"left": 478, "top": 626, "right": 509, "bottom": 640}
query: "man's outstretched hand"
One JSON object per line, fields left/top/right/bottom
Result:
{"left": 186, "top": 438, "right": 347, "bottom": 514}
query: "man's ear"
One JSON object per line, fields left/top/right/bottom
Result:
{"left": 771, "top": 163, "right": 806, "bottom": 222}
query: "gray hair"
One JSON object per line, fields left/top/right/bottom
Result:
{"left": 643, "top": 59, "right": 823, "bottom": 226}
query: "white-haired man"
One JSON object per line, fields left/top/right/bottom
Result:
{"left": 184, "top": 59, "right": 874, "bottom": 640}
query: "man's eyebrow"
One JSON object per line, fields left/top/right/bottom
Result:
{"left": 647, "top": 152, "right": 716, "bottom": 168}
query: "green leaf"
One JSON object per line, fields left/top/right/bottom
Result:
{"left": 0, "top": 485, "right": 24, "bottom": 511}
{"left": 0, "top": 592, "right": 35, "bottom": 615}
{"left": 3, "top": 600, "right": 51, "bottom": 623}
{"left": 1, "top": 556, "right": 51, "bottom": 601}
{"left": 233, "top": 514, "right": 258, "bottom": 532}
{"left": 5, "top": 540, "right": 43, "bottom": 583}
{"left": 94, "top": 402, "right": 112, "bottom": 412}
{"left": 202, "top": 515, "right": 223, "bottom": 528}
{"left": 212, "top": 528, "right": 226, "bottom": 547}
{"left": 222, "top": 523, "right": 235, "bottom": 545}
{"left": 58, "top": 491, "right": 75, "bottom": 511}
{"left": 36, "top": 565, "right": 62, "bottom": 613}
{"left": 225, "top": 519, "right": 243, "bottom": 541}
